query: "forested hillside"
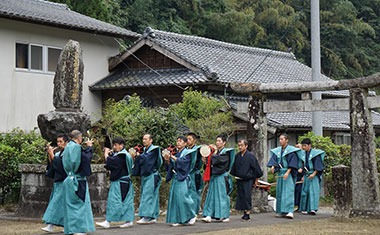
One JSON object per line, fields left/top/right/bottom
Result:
{"left": 51, "top": 0, "right": 380, "bottom": 80}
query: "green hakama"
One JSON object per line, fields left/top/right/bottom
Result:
{"left": 62, "top": 141, "right": 95, "bottom": 234}
{"left": 105, "top": 149, "right": 135, "bottom": 222}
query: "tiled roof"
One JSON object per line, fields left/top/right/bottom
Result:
{"left": 0, "top": 0, "right": 139, "bottom": 39}
{"left": 93, "top": 28, "right": 343, "bottom": 90}
{"left": 149, "top": 30, "right": 333, "bottom": 84}
{"left": 267, "top": 111, "right": 380, "bottom": 130}
{"left": 90, "top": 68, "right": 208, "bottom": 90}
{"left": 226, "top": 96, "right": 380, "bottom": 130}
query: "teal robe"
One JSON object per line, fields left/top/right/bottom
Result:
{"left": 105, "top": 149, "right": 135, "bottom": 222}
{"left": 135, "top": 145, "right": 163, "bottom": 219}
{"left": 166, "top": 148, "right": 197, "bottom": 224}
{"left": 299, "top": 149, "right": 325, "bottom": 212}
{"left": 268, "top": 145, "right": 301, "bottom": 214}
{"left": 188, "top": 145, "right": 203, "bottom": 215}
{"left": 203, "top": 148, "right": 235, "bottom": 219}
{"left": 43, "top": 152, "right": 65, "bottom": 226}
{"left": 62, "top": 141, "right": 95, "bottom": 234}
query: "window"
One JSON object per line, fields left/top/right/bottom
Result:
{"left": 333, "top": 133, "right": 351, "bottom": 145}
{"left": 15, "top": 43, "right": 61, "bottom": 73}
{"left": 48, "top": 48, "right": 61, "bottom": 72}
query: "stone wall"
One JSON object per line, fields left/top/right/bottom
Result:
{"left": 17, "top": 164, "right": 108, "bottom": 218}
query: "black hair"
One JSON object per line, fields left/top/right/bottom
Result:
{"left": 217, "top": 133, "right": 228, "bottom": 142}
{"left": 279, "top": 133, "right": 289, "bottom": 140}
{"left": 186, "top": 132, "right": 199, "bottom": 140}
{"left": 112, "top": 137, "right": 125, "bottom": 145}
{"left": 177, "top": 135, "right": 188, "bottom": 142}
{"left": 238, "top": 139, "right": 248, "bottom": 146}
{"left": 301, "top": 138, "right": 312, "bottom": 145}
{"left": 143, "top": 133, "right": 153, "bottom": 140}
{"left": 57, "top": 133, "right": 69, "bottom": 142}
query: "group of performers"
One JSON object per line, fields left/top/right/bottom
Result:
{"left": 41, "top": 130, "right": 324, "bottom": 234}
{"left": 267, "top": 134, "right": 325, "bottom": 219}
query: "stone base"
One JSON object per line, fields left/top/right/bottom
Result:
{"left": 252, "top": 188, "right": 270, "bottom": 213}
{"left": 37, "top": 111, "right": 91, "bottom": 143}
{"left": 17, "top": 164, "right": 109, "bottom": 218}
{"left": 350, "top": 209, "right": 380, "bottom": 219}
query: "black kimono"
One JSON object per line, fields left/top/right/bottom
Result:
{"left": 230, "top": 150, "right": 263, "bottom": 210}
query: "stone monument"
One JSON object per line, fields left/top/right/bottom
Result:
{"left": 37, "top": 40, "right": 90, "bottom": 142}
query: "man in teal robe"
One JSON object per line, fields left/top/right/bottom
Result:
{"left": 267, "top": 133, "right": 300, "bottom": 219}
{"left": 42, "top": 134, "right": 68, "bottom": 233}
{"left": 201, "top": 133, "right": 235, "bottom": 223}
{"left": 299, "top": 138, "right": 325, "bottom": 215}
{"left": 96, "top": 137, "right": 134, "bottom": 229}
{"left": 62, "top": 130, "right": 95, "bottom": 235}
{"left": 131, "top": 134, "right": 163, "bottom": 224}
{"left": 164, "top": 136, "right": 197, "bottom": 226}
{"left": 186, "top": 132, "right": 203, "bottom": 216}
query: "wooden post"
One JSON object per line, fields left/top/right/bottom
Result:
{"left": 249, "top": 93, "right": 270, "bottom": 212}
{"left": 349, "top": 88, "right": 380, "bottom": 218}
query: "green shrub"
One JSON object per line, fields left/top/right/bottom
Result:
{"left": 169, "top": 90, "right": 235, "bottom": 144}
{"left": 0, "top": 129, "right": 46, "bottom": 203}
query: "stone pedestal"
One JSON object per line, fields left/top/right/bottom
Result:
{"left": 17, "top": 164, "right": 108, "bottom": 218}
{"left": 37, "top": 111, "right": 90, "bottom": 143}
{"left": 332, "top": 165, "right": 352, "bottom": 217}
{"left": 252, "top": 188, "right": 271, "bottom": 212}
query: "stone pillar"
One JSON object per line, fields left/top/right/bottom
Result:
{"left": 53, "top": 40, "right": 84, "bottom": 111}
{"left": 349, "top": 88, "right": 380, "bottom": 217}
{"left": 332, "top": 165, "right": 351, "bottom": 217}
{"left": 248, "top": 92, "right": 269, "bottom": 212}
{"left": 17, "top": 164, "right": 109, "bottom": 218}
{"left": 37, "top": 40, "right": 90, "bottom": 143}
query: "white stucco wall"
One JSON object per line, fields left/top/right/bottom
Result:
{"left": 0, "top": 18, "right": 121, "bottom": 132}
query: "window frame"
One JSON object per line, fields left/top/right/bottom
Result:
{"left": 15, "top": 42, "right": 62, "bottom": 74}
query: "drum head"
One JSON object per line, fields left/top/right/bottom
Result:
{"left": 200, "top": 145, "right": 211, "bottom": 157}
{"left": 162, "top": 149, "right": 170, "bottom": 158}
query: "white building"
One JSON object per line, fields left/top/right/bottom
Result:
{"left": 0, "top": 0, "right": 139, "bottom": 131}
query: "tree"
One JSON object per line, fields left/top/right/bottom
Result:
{"left": 93, "top": 96, "right": 179, "bottom": 150}
{"left": 169, "top": 90, "right": 235, "bottom": 144}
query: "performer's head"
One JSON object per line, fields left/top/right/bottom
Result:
{"left": 112, "top": 137, "right": 125, "bottom": 152}
{"left": 301, "top": 138, "right": 312, "bottom": 151}
{"left": 237, "top": 139, "right": 248, "bottom": 153}
{"left": 142, "top": 133, "right": 153, "bottom": 147}
{"left": 176, "top": 136, "right": 187, "bottom": 151}
{"left": 216, "top": 133, "right": 227, "bottom": 150}
{"left": 56, "top": 133, "right": 69, "bottom": 149}
{"left": 69, "top": 130, "right": 82, "bottom": 144}
{"left": 186, "top": 132, "right": 198, "bottom": 148}
{"left": 279, "top": 133, "right": 289, "bottom": 148}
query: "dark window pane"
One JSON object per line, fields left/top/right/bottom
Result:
{"left": 16, "top": 43, "right": 28, "bottom": 68}
{"left": 48, "top": 48, "right": 61, "bottom": 72}
{"left": 31, "top": 45, "right": 43, "bottom": 70}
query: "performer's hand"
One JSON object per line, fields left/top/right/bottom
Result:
{"left": 103, "top": 147, "right": 111, "bottom": 157}
{"left": 308, "top": 173, "right": 316, "bottom": 180}
{"left": 202, "top": 156, "right": 206, "bottom": 164}
{"left": 270, "top": 166, "right": 275, "bottom": 174}
{"left": 283, "top": 173, "right": 289, "bottom": 180}
{"left": 85, "top": 139, "right": 94, "bottom": 147}
{"left": 298, "top": 168, "right": 303, "bottom": 174}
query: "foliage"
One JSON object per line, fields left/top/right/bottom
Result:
{"left": 0, "top": 129, "right": 47, "bottom": 203}
{"left": 298, "top": 132, "right": 340, "bottom": 178}
{"left": 297, "top": 132, "right": 380, "bottom": 197}
{"left": 93, "top": 96, "right": 180, "bottom": 150}
{"left": 169, "top": 90, "right": 235, "bottom": 144}
{"left": 50, "top": 0, "right": 380, "bottom": 81}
